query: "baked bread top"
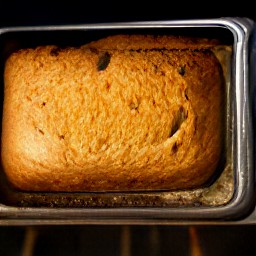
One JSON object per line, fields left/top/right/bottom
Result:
{"left": 1, "top": 34, "right": 224, "bottom": 192}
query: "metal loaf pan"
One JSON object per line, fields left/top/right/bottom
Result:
{"left": 0, "top": 17, "right": 255, "bottom": 225}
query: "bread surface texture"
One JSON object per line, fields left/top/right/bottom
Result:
{"left": 2, "top": 34, "right": 224, "bottom": 192}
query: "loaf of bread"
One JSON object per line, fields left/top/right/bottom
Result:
{"left": 1, "top": 34, "right": 224, "bottom": 192}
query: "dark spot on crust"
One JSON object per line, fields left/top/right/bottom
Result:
{"left": 90, "top": 47, "right": 99, "bottom": 54}
{"left": 106, "top": 82, "right": 111, "bottom": 90}
{"left": 178, "top": 66, "right": 186, "bottom": 76}
{"left": 172, "top": 142, "right": 178, "bottom": 153}
{"left": 129, "top": 99, "right": 141, "bottom": 112}
{"left": 50, "top": 47, "right": 61, "bottom": 56}
{"left": 184, "top": 89, "right": 189, "bottom": 100}
{"left": 169, "top": 106, "right": 187, "bottom": 137}
{"left": 35, "top": 127, "right": 44, "bottom": 135}
{"left": 59, "top": 135, "right": 65, "bottom": 140}
{"left": 129, "top": 103, "right": 139, "bottom": 110}
{"left": 97, "top": 52, "right": 111, "bottom": 71}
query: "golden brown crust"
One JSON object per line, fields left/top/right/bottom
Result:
{"left": 1, "top": 35, "right": 224, "bottom": 192}
{"left": 84, "top": 34, "right": 220, "bottom": 50}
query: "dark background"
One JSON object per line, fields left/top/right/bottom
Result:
{"left": 0, "top": 0, "right": 255, "bottom": 27}
{"left": 0, "top": 1, "right": 256, "bottom": 255}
